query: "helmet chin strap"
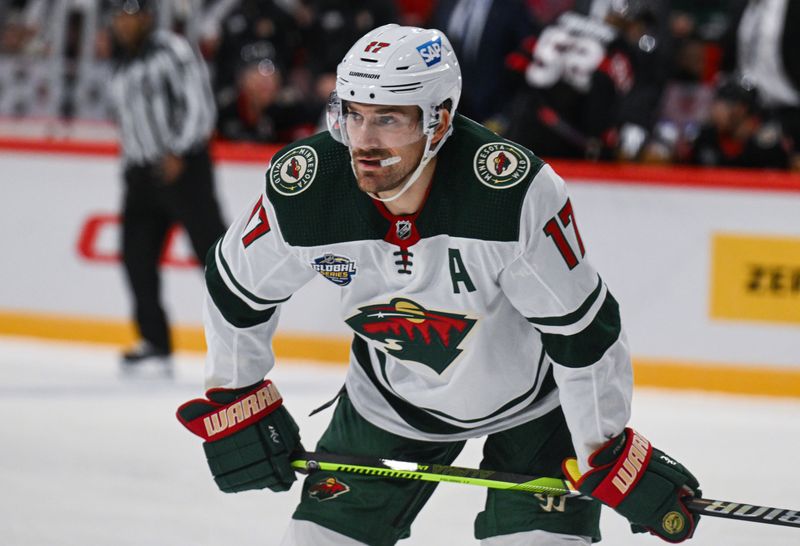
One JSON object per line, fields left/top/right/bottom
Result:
{"left": 353, "top": 131, "right": 436, "bottom": 203}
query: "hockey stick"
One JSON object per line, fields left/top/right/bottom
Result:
{"left": 290, "top": 451, "right": 800, "bottom": 529}
{"left": 291, "top": 450, "right": 580, "bottom": 496}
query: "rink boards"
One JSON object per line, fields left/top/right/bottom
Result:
{"left": 1, "top": 139, "right": 799, "bottom": 396}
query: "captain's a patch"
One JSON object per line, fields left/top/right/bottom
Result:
{"left": 270, "top": 145, "right": 318, "bottom": 196}
{"left": 473, "top": 142, "right": 530, "bottom": 190}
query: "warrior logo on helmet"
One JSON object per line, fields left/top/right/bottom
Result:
{"left": 346, "top": 298, "right": 476, "bottom": 374}
{"left": 308, "top": 477, "right": 350, "bottom": 502}
{"left": 270, "top": 145, "right": 318, "bottom": 196}
{"left": 474, "top": 142, "right": 531, "bottom": 190}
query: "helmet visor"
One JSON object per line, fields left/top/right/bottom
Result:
{"left": 327, "top": 92, "right": 425, "bottom": 149}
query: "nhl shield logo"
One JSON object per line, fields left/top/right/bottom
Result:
{"left": 270, "top": 145, "right": 318, "bottom": 196}
{"left": 473, "top": 142, "right": 530, "bottom": 190}
{"left": 395, "top": 220, "right": 412, "bottom": 240}
{"left": 308, "top": 477, "right": 350, "bottom": 502}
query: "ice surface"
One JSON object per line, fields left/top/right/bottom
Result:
{"left": 1, "top": 337, "right": 799, "bottom": 545}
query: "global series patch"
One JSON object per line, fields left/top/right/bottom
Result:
{"left": 312, "top": 253, "right": 357, "bottom": 286}
{"left": 269, "top": 145, "right": 318, "bottom": 196}
{"left": 473, "top": 142, "right": 530, "bottom": 190}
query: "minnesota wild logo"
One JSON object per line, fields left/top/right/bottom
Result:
{"left": 269, "top": 145, "right": 318, "bottom": 196}
{"left": 346, "top": 298, "right": 476, "bottom": 374}
{"left": 308, "top": 477, "right": 350, "bottom": 502}
{"left": 473, "top": 142, "right": 530, "bottom": 189}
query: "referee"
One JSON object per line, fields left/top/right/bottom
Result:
{"left": 108, "top": 0, "right": 226, "bottom": 371}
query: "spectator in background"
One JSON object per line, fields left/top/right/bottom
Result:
{"left": 669, "top": 0, "right": 729, "bottom": 81}
{"left": 0, "top": 0, "right": 41, "bottom": 54}
{"left": 295, "top": 0, "right": 397, "bottom": 109}
{"left": 721, "top": 0, "right": 800, "bottom": 170}
{"left": 684, "top": 76, "right": 789, "bottom": 169}
{"left": 213, "top": 0, "right": 299, "bottom": 124}
{"left": 603, "top": 0, "right": 673, "bottom": 161}
{"left": 216, "top": 52, "right": 319, "bottom": 142}
{"left": 430, "top": 0, "right": 537, "bottom": 123}
{"left": 394, "top": 0, "right": 436, "bottom": 26}
{"left": 195, "top": 0, "right": 241, "bottom": 59}
{"left": 108, "top": 0, "right": 226, "bottom": 372}
{"left": 499, "top": 9, "right": 637, "bottom": 159}
{"left": 527, "top": 0, "right": 576, "bottom": 25}
{"left": 635, "top": 1, "right": 734, "bottom": 164}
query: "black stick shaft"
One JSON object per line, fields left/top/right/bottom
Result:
{"left": 686, "top": 498, "right": 800, "bottom": 529}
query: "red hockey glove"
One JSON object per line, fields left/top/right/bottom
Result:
{"left": 176, "top": 379, "right": 300, "bottom": 493}
{"left": 563, "top": 428, "right": 701, "bottom": 543}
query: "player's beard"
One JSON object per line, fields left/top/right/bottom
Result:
{"left": 351, "top": 144, "right": 424, "bottom": 197}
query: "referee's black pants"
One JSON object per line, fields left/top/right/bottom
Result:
{"left": 121, "top": 147, "right": 226, "bottom": 353}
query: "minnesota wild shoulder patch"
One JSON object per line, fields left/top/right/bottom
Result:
{"left": 473, "top": 142, "right": 530, "bottom": 190}
{"left": 270, "top": 145, "right": 318, "bottom": 196}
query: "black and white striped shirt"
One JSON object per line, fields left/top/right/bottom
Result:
{"left": 110, "top": 30, "right": 216, "bottom": 166}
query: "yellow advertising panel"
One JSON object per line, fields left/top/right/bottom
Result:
{"left": 710, "top": 233, "right": 800, "bottom": 324}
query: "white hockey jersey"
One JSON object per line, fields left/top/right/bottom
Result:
{"left": 203, "top": 114, "right": 632, "bottom": 469}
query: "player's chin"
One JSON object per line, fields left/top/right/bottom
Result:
{"left": 356, "top": 172, "right": 396, "bottom": 194}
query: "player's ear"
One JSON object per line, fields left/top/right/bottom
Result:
{"left": 431, "top": 101, "right": 452, "bottom": 147}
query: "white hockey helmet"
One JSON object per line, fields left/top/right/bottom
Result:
{"left": 328, "top": 24, "right": 461, "bottom": 154}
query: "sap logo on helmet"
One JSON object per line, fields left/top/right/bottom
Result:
{"left": 416, "top": 36, "right": 442, "bottom": 67}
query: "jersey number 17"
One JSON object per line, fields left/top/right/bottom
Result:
{"left": 543, "top": 198, "right": 585, "bottom": 270}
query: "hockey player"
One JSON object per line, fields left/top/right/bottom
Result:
{"left": 177, "top": 24, "right": 701, "bottom": 545}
